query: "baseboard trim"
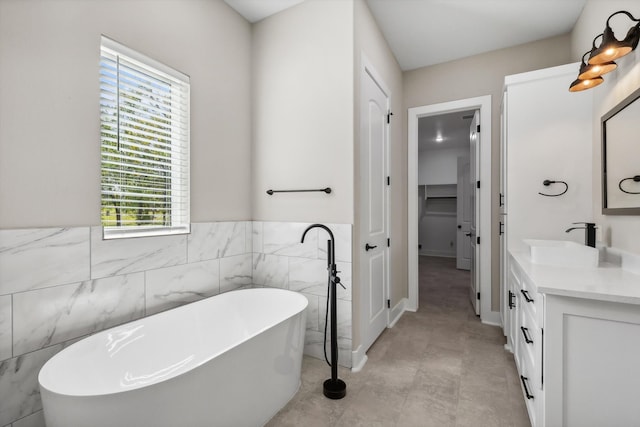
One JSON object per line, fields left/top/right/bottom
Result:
{"left": 351, "top": 345, "right": 368, "bottom": 372}
{"left": 389, "top": 297, "right": 408, "bottom": 327}
{"left": 481, "top": 309, "right": 502, "bottom": 327}
{"left": 419, "top": 251, "right": 456, "bottom": 258}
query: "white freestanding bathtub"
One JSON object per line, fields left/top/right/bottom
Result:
{"left": 38, "top": 288, "right": 307, "bottom": 427}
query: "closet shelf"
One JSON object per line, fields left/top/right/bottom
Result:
{"left": 423, "top": 211, "right": 456, "bottom": 217}
{"left": 421, "top": 183, "right": 457, "bottom": 200}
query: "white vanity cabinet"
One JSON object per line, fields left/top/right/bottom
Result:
{"left": 508, "top": 251, "right": 640, "bottom": 427}
{"left": 507, "top": 256, "right": 544, "bottom": 427}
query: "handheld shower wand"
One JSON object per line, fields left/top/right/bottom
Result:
{"left": 301, "top": 224, "right": 347, "bottom": 400}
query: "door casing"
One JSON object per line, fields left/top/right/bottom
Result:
{"left": 408, "top": 96, "right": 499, "bottom": 325}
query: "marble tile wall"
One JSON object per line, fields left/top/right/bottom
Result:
{"left": 0, "top": 220, "right": 353, "bottom": 426}
{"left": 0, "top": 222, "right": 252, "bottom": 427}
{"left": 252, "top": 221, "right": 353, "bottom": 368}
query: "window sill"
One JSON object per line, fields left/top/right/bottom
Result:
{"left": 102, "top": 225, "right": 191, "bottom": 240}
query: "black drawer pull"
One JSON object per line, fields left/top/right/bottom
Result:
{"left": 520, "top": 326, "right": 533, "bottom": 344}
{"left": 520, "top": 375, "right": 534, "bottom": 399}
{"left": 508, "top": 290, "right": 515, "bottom": 309}
{"left": 521, "top": 289, "right": 534, "bottom": 303}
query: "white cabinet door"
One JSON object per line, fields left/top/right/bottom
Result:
{"left": 504, "top": 63, "right": 593, "bottom": 255}
{"left": 544, "top": 296, "right": 640, "bottom": 427}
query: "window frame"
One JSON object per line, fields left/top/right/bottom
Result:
{"left": 99, "top": 36, "right": 190, "bottom": 240}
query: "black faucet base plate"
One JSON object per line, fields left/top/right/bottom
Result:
{"left": 323, "top": 378, "right": 346, "bottom": 399}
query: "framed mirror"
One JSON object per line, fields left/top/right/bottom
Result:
{"left": 602, "top": 86, "right": 640, "bottom": 215}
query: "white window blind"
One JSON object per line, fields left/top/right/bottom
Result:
{"left": 100, "top": 36, "right": 190, "bottom": 239}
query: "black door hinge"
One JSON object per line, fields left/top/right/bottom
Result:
{"left": 387, "top": 299, "right": 391, "bottom": 309}
{"left": 477, "top": 292, "right": 480, "bottom": 300}
{"left": 387, "top": 111, "right": 394, "bottom": 124}
{"left": 476, "top": 124, "right": 480, "bottom": 132}
{"left": 477, "top": 236, "right": 480, "bottom": 245}
{"left": 387, "top": 238, "right": 390, "bottom": 247}
{"left": 499, "top": 222, "right": 504, "bottom": 235}
{"left": 387, "top": 176, "right": 390, "bottom": 185}
{"left": 476, "top": 180, "right": 480, "bottom": 189}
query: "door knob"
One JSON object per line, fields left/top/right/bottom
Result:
{"left": 465, "top": 232, "right": 472, "bottom": 237}
{"left": 457, "top": 225, "right": 462, "bottom": 229}
{"left": 365, "top": 243, "right": 377, "bottom": 251}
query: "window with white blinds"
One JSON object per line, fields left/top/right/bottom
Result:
{"left": 100, "top": 36, "right": 190, "bottom": 239}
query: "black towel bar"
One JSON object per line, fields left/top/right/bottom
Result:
{"left": 266, "top": 187, "right": 332, "bottom": 195}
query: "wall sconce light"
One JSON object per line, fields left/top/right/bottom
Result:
{"left": 580, "top": 39, "right": 618, "bottom": 79}
{"left": 569, "top": 10, "right": 640, "bottom": 92}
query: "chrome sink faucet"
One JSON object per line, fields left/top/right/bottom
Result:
{"left": 565, "top": 222, "right": 596, "bottom": 247}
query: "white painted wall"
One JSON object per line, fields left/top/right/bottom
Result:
{"left": 403, "top": 36, "right": 572, "bottom": 311}
{"left": 418, "top": 147, "right": 468, "bottom": 185}
{"left": 571, "top": 1, "right": 640, "bottom": 255}
{"left": 0, "top": 0, "right": 252, "bottom": 228}
{"left": 251, "top": 0, "right": 354, "bottom": 224}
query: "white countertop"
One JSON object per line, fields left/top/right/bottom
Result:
{"left": 511, "top": 251, "right": 640, "bottom": 305}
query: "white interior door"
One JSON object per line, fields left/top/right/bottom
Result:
{"left": 469, "top": 111, "right": 480, "bottom": 315}
{"left": 360, "top": 64, "right": 389, "bottom": 353}
{"left": 456, "top": 156, "right": 471, "bottom": 270}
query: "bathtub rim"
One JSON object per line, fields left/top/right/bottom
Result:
{"left": 38, "top": 287, "right": 308, "bottom": 398}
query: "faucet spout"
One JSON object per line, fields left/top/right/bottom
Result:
{"left": 301, "top": 223, "right": 334, "bottom": 245}
{"left": 565, "top": 222, "right": 596, "bottom": 248}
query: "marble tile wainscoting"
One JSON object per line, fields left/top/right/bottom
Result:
{"left": 0, "top": 220, "right": 353, "bottom": 427}
{"left": 252, "top": 222, "right": 353, "bottom": 369}
{"left": 0, "top": 222, "right": 254, "bottom": 427}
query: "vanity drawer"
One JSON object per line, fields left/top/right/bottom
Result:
{"left": 518, "top": 314, "right": 541, "bottom": 427}
{"left": 518, "top": 300, "right": 538, "bottom": 370}
{"left": 519, "top": 275, "right": 540, "bottom": 318}
{"left": 519, "top": 362, "right": 538, "bottom": 427}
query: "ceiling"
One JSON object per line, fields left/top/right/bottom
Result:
{"left": 224, "top": 0, "right": 587, "bottom": 70}
{"left": 366, "top": 0, "right": 586, "bottom": 70}
{"left": 224, "top": 0, "right": 305, "bottom": 23}
{"left": 224, "top": 0, "right": 587, "bottom": 145}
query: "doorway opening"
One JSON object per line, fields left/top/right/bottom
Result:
{"left": 417, "top": 109, "right": 478, "bottom": 313}
{"left": 408, "top": 96, "right": 498, "bottom": 325}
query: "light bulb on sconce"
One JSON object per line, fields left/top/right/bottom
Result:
{"left": 569, "top": 76, "right": 604, "bottom": 92}
{"left": 578, "top": 49, "right": 617, "bottom": 80}
{"left": 435, "top": 134, "right": 444, "bottom": 143}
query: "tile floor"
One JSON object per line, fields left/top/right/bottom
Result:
{"left": 266, "top": 256, "right": 531, "bottom": 427}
